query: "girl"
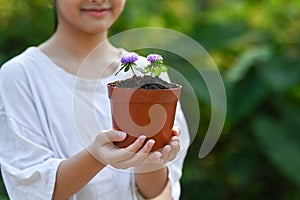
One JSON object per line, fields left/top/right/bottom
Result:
{"left": 0, "top": 0, "right": 190, "bottom": 199}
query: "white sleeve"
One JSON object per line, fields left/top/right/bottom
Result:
{"left": 0, "top": 61, "right": 63, "bottom": 200}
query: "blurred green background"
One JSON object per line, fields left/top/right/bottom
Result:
{"left": 1, "top": 0, "right": 300, "bottom": 199}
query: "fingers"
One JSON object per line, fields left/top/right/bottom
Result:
{"left": 156, "top": 135, "right": 180, "bottom": 164}
{"left": 171, "top": 135, "right": 180, "bottom": 143}
{"left": 93, "top": 130, "right": 181, "bottom": 169}
{"left": 167, "top": 136, "right": 180, "bottom": 161}
{"left": 96, "top": 130, "right": 127, "bottom": 145}
{"left": 126, "top": 135, "right": 147, "bottom": 152}
{"left": 130, "top": 139, "right": 156, "bottom": 162}
{"left": 117, "top": 139, "right": 156, "bottom": 168}
{"left": 132, "top": 135, "right": 180, "bottom": 166}
{"left": 161, "top": 144, "right": 172, "bottom": 161}
{"left": 117, "top": 135, "right": 147, "bottom": 161}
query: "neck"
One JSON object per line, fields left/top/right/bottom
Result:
{"left": 49, "top": 27, "right": 111, "bottom": 59}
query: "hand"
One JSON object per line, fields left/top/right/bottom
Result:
{"left": 88, "top": 130, "right": 157, "bottom": 169}
{"left": 134, "top": 127, "right": 181, "bottom": 173}
{"left": 160, "top": 127, "right": 180, "bottom": 163}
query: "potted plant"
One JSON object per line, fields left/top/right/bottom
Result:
{"left": 107, "top": 53, "right": 181, "bottom": 151}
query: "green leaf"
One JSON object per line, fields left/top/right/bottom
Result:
{"left": 114, "top": 65, "right": 125, "bottom": 76}
{"left": 227, "top": 70, "right": 269, "bottom": 126}
{"left": 225, "top": 46, "right": 272, "bottom": 85}
{"left": 145, "top": 66, "right": 152, "bottom": 73}
{"left": 258, "top": 57, "right": 300, "bottom": 93}
{"left": 288, "top": 85, "right": 300, "bottom": 104}
{"left": 252, "top": 115, "right": 300, "bottom": 187}
{"left": 124, "top": 65, "right": 130, "bottom": 72}
{"left": 154, "top": 67, "right": 161, "bottom": 76}
{"left": 160, "top": 66, "right": 168, "bottom": 72}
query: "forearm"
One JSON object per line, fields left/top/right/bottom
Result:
{"left": 52, "top": 149, "right": 105, "bottom": 200}
{"left": 135, "top": 165, "right": 168, "bottom": 199}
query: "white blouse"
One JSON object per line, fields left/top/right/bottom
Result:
{"left": 0, "top": 47, "right": 190, "bottom": 200}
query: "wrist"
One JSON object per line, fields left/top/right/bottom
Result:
{"left": 85, "top": 147, "right": 106, "bottom": 170}
{"left": 134, "top": 163, "right": 167, "bottom": 174}
{"left": 134, "top": 165, "right": 169, "bottom": 199}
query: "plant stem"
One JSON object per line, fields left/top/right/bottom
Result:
{"left": 130, "top": 66, "right": 136, "bottom": 76}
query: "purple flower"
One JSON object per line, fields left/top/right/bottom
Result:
{"left": 147, "top": 54, "right": 163, "bottom": 63}
{"left": 121, "top": 52, "right": 139, "bottom": 64}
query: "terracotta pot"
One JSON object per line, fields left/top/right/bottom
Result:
{"left": 107, "top": 83, "right": 181, "bottom": 151}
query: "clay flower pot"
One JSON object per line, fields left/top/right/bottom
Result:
{"left": 107, "top": 83, "right": 181, "bottom": 151}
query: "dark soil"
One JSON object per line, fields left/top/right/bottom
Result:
{"left": 110, "top": 75, "right": 180, "bottom": 89}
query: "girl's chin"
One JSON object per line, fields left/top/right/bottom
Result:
{"left": 79, "top": 23, "right": 112, "bottom": 35}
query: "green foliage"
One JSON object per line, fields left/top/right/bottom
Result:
{"left": 0, "top": 173, "right": 7, "bottom": 199}
{"left": 144, "top": 60, "right": 167, "bottom": 77}
{"left": 1, "top": 0, "right": 300, "bottom": 199}
{"left": 115, "top": 63, "right": 137, "bottom": 76}
{"left": 0, "top": 0, "right": 54, "bottom": 64}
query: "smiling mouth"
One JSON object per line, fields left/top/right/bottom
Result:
{"left": 81, "top": 8, "right": 111, "bottom": 17}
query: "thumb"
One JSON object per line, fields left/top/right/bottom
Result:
{"left": 99, "top": 130, "right": 127, "bottom": 145}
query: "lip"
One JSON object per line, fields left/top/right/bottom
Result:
{"left": 81, "top": 7, "right": 111, "bottom": 18}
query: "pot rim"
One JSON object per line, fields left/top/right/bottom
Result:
{"left": 107, "top": 83, "right": 182, "bottom": 103}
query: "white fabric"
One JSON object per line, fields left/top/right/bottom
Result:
{"left": 0, "top": 47, "right": 190, "bottom": 200}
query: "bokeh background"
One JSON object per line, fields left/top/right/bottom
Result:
{"left": 1, "top": 0, "right": 300, "bottom": 199}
